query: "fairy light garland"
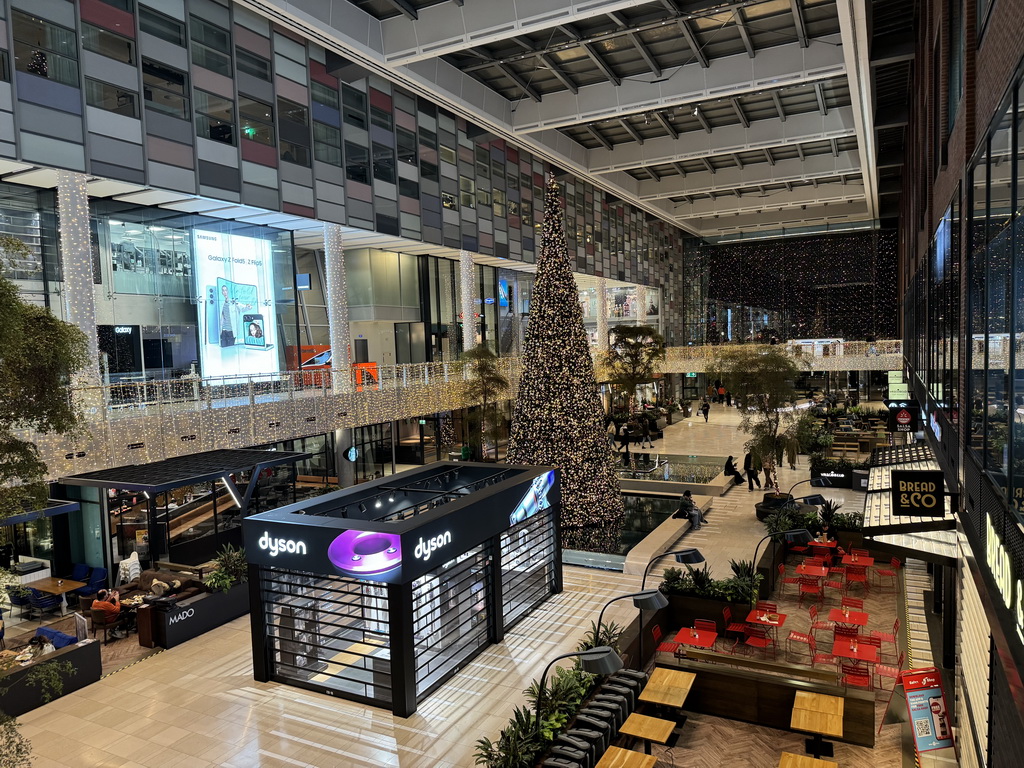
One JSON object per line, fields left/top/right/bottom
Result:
{"left": 507, "top": 174, "right": 624, "bottom": 553}
{"left": 460, "top": 250, "right": 477, "bottom": 353}
{"left": 324, "top": 223, "right": 352, "bottom": 393}
{"left": 597, "top": 277, "right": 609, "bottom": 351}
{"left": 635, "top": 284, "right": 647, "bottom": 327}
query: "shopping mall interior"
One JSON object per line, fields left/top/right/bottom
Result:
{"left": 0, "top": 0, "right": 1020, "bottom": 766}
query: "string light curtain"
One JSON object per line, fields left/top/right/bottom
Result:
{"left": 56, "top": 170, "right": 101, "bottom": 391}
{"left": 635, "top": 285, "right": 647, "bottom": 327}
{"left": 508, "top": 174, "right": 624, "bottom": 552}
{"left": 460, "top": 250, "right": 477, "bottom": 353}
{"left": 597, "top": 277, "right": 609, "bottom": 352}
{"left": 324, "top": 223, "right": 352, "bottom": 393}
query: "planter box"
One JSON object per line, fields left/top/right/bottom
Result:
{"left": 151, "top": 582, "right": 250, "bottom": 649}
{"left": 665, "top": 594, "right": 750, "bottom": 632}
{"left": 0, "top": 640, "right": 101, "bottom": 717}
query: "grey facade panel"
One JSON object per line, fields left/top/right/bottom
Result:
{"left": 281, "top": 181, "right": 315, "bottom": 208}
{"left": 236, "top": 72, "right": 274, "bottom": 103}
{"left": 189, "top": 0, "right": 231, "bottom": 28}
{"left": 10, "top": 0, "right": 75, "bottom": 26}
{"left": 139, "top": 0, "right": 185, "bottom": 15}
{"left": 314, "top": 179, "right": 345, "bottom": 205}
{"left": 198, "top": 160, "right": 241, "bottom": 192}
{"left": 279, "top": 162, "right": 313, "bottom": 186}
{"left": 196, "top": 137, "right": 239, "bottom": 167}
{"left": 137, "top": 33, "right": 189, "bottom": 71}
{"left": 241, "top": 183, "right": 280, "bottom": 211}
{"left": 347, "top": 199, "right": 373, "bottom": 222}
{"left": 18, "top": 103, "right": 83, "bottom": 142}
{"left": 0, "top": 83, "right": 11, "bottom": 112}
{"left": 85, "top": 108, "right": 144, "bottom": 144}
{"left": 89, "top": 134, "right": 145, "bottom": 169}
{"left": 317, "top": 201, "right": 345, "bottom": 224}
{"left": 145, "top": 111, "right": 195, "bottom": 145}
{"left": 20, "top": 132, "right": 85, "bottom": 171}
{"left": 89, "top": 160, "right": 146, "bottom": 184}
{"left": 81, "top": 52, "right": 139, "bottom": 92}
{"left": 198, "top": 184, "right": 240, "bottom": 202}
{"left": 148, "top": 161, "right": 197, "bottom": 193}
{"left": 241, "top": 161, "right": 278, "bottom": 188}
{"left": 15, "top": 73, "right": 82, "bottom": 115}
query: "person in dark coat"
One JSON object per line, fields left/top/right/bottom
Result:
{"left": 724, "top": 456, "right": 743, "bottom": 485}
{"left": 744, "top": 452, "right": 761, "bottom": 491}
{"left": 701, "top": 400, "right": 710, "bottom": 422}
{"left": 639, "top": 418, "right": 654, "bottom": 449}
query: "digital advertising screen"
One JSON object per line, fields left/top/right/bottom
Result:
{"left": 193, "top": 230, "right": 279, "bottom": 378}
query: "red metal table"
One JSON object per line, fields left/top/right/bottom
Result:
{"left": 828, "top": 609, "right": 869, "bottom": 627}
{"left": 746, "top": 610, "right": 787, "bottom": 638}
{"left": 797, "top": 564, "right": 828, "bottom": 578}
{"left": 673, "top": 627, "right": 718, "bottom": 649}
{"left": 832, "top": 637, "right": 878, "bottom": 663}
{"left": 841, "top": 555, "right": 875, "bottom": 567}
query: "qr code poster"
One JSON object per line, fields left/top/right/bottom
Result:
{"left": 903, "top": 668, "right": 954, "bottom": 753}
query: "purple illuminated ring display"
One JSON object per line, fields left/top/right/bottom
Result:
{"left": 328, "top": 530, "right": 402, "bottom": 576}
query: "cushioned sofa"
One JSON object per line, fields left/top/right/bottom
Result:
{"left": 115, "top": 569, "right": 206, "bottom": 601}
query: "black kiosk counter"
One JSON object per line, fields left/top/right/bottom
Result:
{"left": 243, "top": 462, "right": 561, "bottom": 716}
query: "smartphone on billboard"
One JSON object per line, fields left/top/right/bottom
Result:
{"left": 206, "top": 285, "right": 220, "bottom": 345}
{"left": 243, "top": 314, "right": 266, "bottom": 347}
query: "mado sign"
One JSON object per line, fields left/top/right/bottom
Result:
{"left": 891, "top": 470, "right": 946, "bottom": 517}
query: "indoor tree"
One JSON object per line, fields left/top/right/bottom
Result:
{"left": 602, "top": 324, "right": 666, "bottom": 413}
{"left": 716, "top": 345, "right": 799, "bottom": 492}
{"left": 507, "top": 175, "right": 623, "bottom": 550}
{"left": 463, "top": 345, "right": 510, "bottom": 460}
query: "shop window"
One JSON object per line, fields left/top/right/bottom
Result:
{"left": 280, "top": 141, "right": 309, "bottom": 166}
{"left": 278, "top": 98, "right": 310, "bottom": 166}
{"left": 279, "top": 98, "right": 309, "bottom": 127}
{"left": 948, "top": 0, "right": 964, "bottom": 132}
{"left": 370, "top": 105, "right": 393, "bottom": 131}
{"left": 12, "top": 10, "right": 79, "bottom": 87}
{"left": 459, "top": 176, "right": 475, "bottom": 209}
{"left": 345, "top": 142, "right": 369, "bottom": 184}
{"left": 0, "top": 51, "right": 9, "bottom": 83}
{"left": 397, "top": 127, "right": 417, "bottom": 165}
{"left": 195, "top": 89, "right": 235, "bottom": 145}
{"left": 476, "top": 147, "right": 489, "bottom": 178}
{"left": 82, "top": 23, "right": 135, "bottom": 65}
{"left": 439, "top": 145, "right": 457, "bottom": 165}
{"left": 493, "top": 189, "right": 506, "bottom": 218}
{"left": 421, "top": 161, "right": 438, "bottom": 183}
{"left": 310, "top": 80, "right": 340, "bottom": 111}
{"left": 190, "top": 17, "right": 231, "bottom": 77}
{"left": 142, "top": 59, "right": 189, "bottom": 120}
{"left": 491, "top": 159, "right": 505, "bottom": 183}
{"left": 342, "top": 86, "right": 366, "bottom": 130}
{"left": 373, "top": 142, "right": 396, "bottom": 184}
{"left": 236, "top": 48, "right": 271, "bottom": 81}
{"left": 239, "top": 96, "right": 275, "bottom": 145}
{"left": 399, "top": 177, "right": 419, "bottom": 198}
{"left": 85, "top": 78, "right": 138, "bottom": 118}
{"left": 442, "top": 192, "right": 458, "bottom": 211}
{"left": 476, "top": 187, "right": 491, "bottom": 207}
{"left": 419, "top": 126, "right": 437, "bottom": 150}
{"left": 139, "top": 7, "right": 185, "bottom": 46}
{"left": 313, "top": 122, "right": 342, "bottom": 166}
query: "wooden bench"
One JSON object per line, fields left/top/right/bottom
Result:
{"left": 679, "top": 648, "right": 839, "bottom": 686}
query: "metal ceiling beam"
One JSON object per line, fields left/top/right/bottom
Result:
{"left": 588, "top": 106, "right": 858, "bottom": 173}
{"left": 734, "top": 8, "right": 756, "bottom": 58}
{"left": 670, "top": 162, "right": 687, "bottom": 178}
{"left": 790, "top": 0, "right": 809, "bottom": 48}
{"left": 687, "top": 200, "right": 871, "bottom": 236}
{"left": 672, "top": 181, "right": 865, "bottom": 218}
{"left": 814, "top": 82, "right": 829, "bottom": 115}
{"left": 701, "top": 157, "right": 716, "bottom": 174}
{"left": 772, "top": 92, "right": 787, "bottom": 122}
{"left": 694, "top": 105, "right": 712, "bottom": 133}
{"left": 513, "top": 41, "right": 845, "bottom": 132}
{"left": 383, "top": 0, "right": 418, "bottom": 21}
{"left": 582, "top": 43, "right": 622, "bottom": 87}
{"left": 498, "top": 63, "right": 541, "bottom": 102}
{"left": 586, "top": 125, "right": 614, "bottom": 151}
{"left": 654, "top": 112, "right": 678, "bottom": 140}
{"left": 677, "top": 19, "right": 709, "bottom": 68}
{"left": 730, "top": 98, "right": 750, "bottom": 128}
{"left": 627, "top": 32, "right": 663, "bottom": 78}
{"left": 630, "top": 150, "right": 862, "bottom": 199}
{"left": 618, "top": 119, "right": 645, "bottom": 145}
{"left": 731, "top": 153, "right": 744, "bottom": 169}
{"left": 763, "top": 148, "right": 776, "bottom": 166}
{"left": 539, "top": 53, "right": 579, "bottom": 94}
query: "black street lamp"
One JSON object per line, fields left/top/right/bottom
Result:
{"left": 640, "top": 547, "right": 706, "bottom": 591}
{"left": 534, "top": 646, "right": 622, "bottom": 737}
{"left": 596, "top": 590, "right": 670, "bottom": 670}
{"left": 749, "top": 528, "right": 814, "bottom": 603}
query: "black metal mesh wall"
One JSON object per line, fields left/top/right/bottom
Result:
{"left": 500, "top": 508, "right": 557, "bottom": 631}
{"left": 412, "top": 543, "right": 492, "bottom": 699}
{"left": 260, "top": 566, "right": 392, "bottom": 706}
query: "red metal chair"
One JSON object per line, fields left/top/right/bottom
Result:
{"left": 786, "top": 630, "right": 813, "bottom": 661}
{"left": 857, "top": 634, "right": 881, "bottom": 652}
{"left": 851, "top": 548, "right": 871, "bottom": 558}
{"left": 744, "top": 626, "right": 776, "bottom": 659}
{"left": 652, "top": 625, "right": 680, "bottom": 657}
{"left": 809, "top": 636, "right": 837, "bottom": 668}
{"left": 840, "top": 596, "right": 864, "bottom": 611}
{"left": 798, "top": 577, "right": 823, "bottom": 605}
{"left": 833, "top": 625, "right": 858, "bottom": 642}
{"left": 875, "top": 651, "right": 905, "bottom": 690}
{"left": 828, "top": 566, "right": 846, "bottom": 577}
{"left": 808, "top": 605, "right": 834, "bottom": 636}
{"left": 840, "top": 663, "right": 872, "bottom": 689}
{"left": 694, "top": 619, "right": 717, "bottom": 633}
{"left": 778, "top": 563, "right": 800, "bottom": 596}
{"left": 823, "top": 578, "right": 846, "bottom": 602}
{"left": 845, "top": 565, "right": 869, "bottom": 594}
{"left": 722, "top": 606, "right": 747, "bottom": 640}
{"left": 871, "top": 619, "right": 900, "bottom": 659}
{"left": 803, "top": 556, "right": 827, "bottom": 567}
{"left": 810, "top": 545, "right": 833, "bottom": 565}
{"left": 755, "top": 601, "right": 778, "bottom": 613}
{"left": 874, "top": 557, "right": 903, "bottom": 590}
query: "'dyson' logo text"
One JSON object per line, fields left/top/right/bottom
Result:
{"left": 414, "top": 531, "right": 452, "bottom": 561}
{"left": 258, "top": 531, "right": 308, "bottom": 557}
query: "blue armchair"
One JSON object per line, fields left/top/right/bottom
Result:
{"left": 69, "top": 563, "right": 90, "bottom": 582}
{"left": 28, "top": 589, "right": 62, "bottom": 622}
{"left": 5, "top": 585, "right": 30, "bottom": 618}
{"left": 72, "top": 567, "right": 107, "bottom": 599}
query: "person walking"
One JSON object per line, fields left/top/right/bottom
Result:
{"left": 717, "top": 385, "right": 726, "bottom": 404}
{"left": 639, "top": 418, "right": 654, "bottom": 449}
{"left": 725, "top": 390, "right": 732, "bottom": 407}
{"left": 701, "top": 400, "right": 710, "bottom": 422}
{"left": 744, "top": 452, "right": 761, "bottom": 491}
{"left": 617, "top": 421, "right": 631, "bottom": 452}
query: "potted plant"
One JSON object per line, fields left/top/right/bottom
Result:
{"left": 205, "top": 544, "right": 248, "bottom": 592}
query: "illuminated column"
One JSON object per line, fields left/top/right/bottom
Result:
{"left": 324, "top": 223, "right": 352, "bottom": 393}
{"left": 56, "top": 170, "right": 101, "bottom": 392}
{"left": 510, "top": 277, "right": 523, "bottom": 356}
{"left": 596, "top": 278, "right": 609, "bottom": 351}
{"left": 636, "top": 285, "right": 647, "bottom": 327}
{"left": 460, "top": 250, "right": 477, "bottom": 353}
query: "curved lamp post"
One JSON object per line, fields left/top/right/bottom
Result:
{"left": 640, "top": 548, "right": 706, "bottom": 591}
{"left": 535, "top": 645, "right": 622, "bottom": 737}
{"left": 749, "top": 528, "right": 814, "bottom": 603}
{"left": 596, "top": 590, "right": 669, "bottom": 670}
{"left": 784, "top": 476, "right": 832, "bottom": 502}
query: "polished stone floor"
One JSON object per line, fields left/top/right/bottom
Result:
{"left": 17, "top": 405, "right": 914, "bottom": 768}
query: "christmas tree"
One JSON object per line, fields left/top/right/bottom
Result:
{"left": 508, "top": 174, "right": 624, "bottom": 551}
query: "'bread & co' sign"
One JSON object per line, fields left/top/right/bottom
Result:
{"left": 891, "top": 470, "right": 946, "bottom": 517}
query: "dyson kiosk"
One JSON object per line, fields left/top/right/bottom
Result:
{"left": 243, "top": 462, "right": 561, "bottom": 716}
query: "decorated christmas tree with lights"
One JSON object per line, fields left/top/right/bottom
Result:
{"left": 507, "top": 174, "right": 623, "bottom": 551}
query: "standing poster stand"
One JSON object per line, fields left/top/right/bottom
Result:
{"left": 880, "top": 667, "right": 955, "bottom": 754}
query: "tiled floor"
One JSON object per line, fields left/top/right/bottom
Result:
{"left": 16, "top": 407, "right": 916, "bottom": 768}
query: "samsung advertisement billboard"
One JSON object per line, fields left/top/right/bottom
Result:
{"left": 193, "top": 230, "right": 279, "bottom": 379}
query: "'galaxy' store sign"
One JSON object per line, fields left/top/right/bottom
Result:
{"left": 242, "top": 465, "right": 559, "bottom": 584}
